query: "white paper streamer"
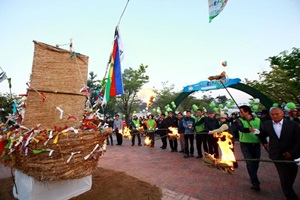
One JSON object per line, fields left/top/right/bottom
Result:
{"left": 56, "top": 106, "right": 64, "bottom": 119}
{"left": 84, "top": 144, "right": 99, "bottom": 160}
{"left": 66, "top": 151, "right": 81, "bottom": 163}
{"left": 44, "top": 131, "right": 53, "bottom": 146}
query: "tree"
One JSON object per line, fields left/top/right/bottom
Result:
{"left": 268, "top": 47, "right": 300, "bottom": 91}
{"left": 87, "top": 71, "right": 99, "bottom": 106}
{"left": 108, "top": 64, "right": 149, "bottom": 118}
{"left": 246, "top": 47, "right": 300, "bottom": 106}
{"left": 215, "top": 95, "right": 228, "bottom": 105}
{"left": 0, "top": 93, "right": 21, "bottom": 123}
{"left": 152, "top": 82, "right": 179, "bottom": 112}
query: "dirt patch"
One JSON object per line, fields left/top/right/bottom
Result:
{"left": 0, "top": 167, "right": 162, "bottom": 200}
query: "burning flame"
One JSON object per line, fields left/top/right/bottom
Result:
{"left": 121, "top": 127, "right": 131, "bottom": 140}
{"left": 138, "top": 88, "right": 156, "bottom": 108}
{"left": 147, "top": 96, "right": 155, "bottom": 108}
{"left": 144, "top": 136, "right": 151, "bottom": 146}
{"left": 214, "top": 131, "right": 236, "bottom": 167}
{"left": 137, "top": 126, "right": 144, "bottom": 134}
{"left": 168, "top": 127, "right": 180, "bottom": 140}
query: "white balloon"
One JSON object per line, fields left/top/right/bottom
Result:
{"left": 284, "top": 105, "right": 290, "bottom": 111}
{"left": 253, "top": 98, "right": 260, "bottom": 103}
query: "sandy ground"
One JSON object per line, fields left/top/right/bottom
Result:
{"left": 0, "top": 167, "right": 162, "bottom": 200}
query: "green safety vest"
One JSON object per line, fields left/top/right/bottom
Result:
{"left": 195, "top": 116, "right": 205, "bottom": 132}
{"left": 239, "top": 117, "right": 261, "bottom": 143}
{"left": 147, "top": 119, "right": 156, "bottom": 133}
{"left": 132, "top": 119, "right": 140, "bottom": 130}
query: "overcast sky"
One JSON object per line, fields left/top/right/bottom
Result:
{"left": 1, "top": 0, "right": 300, "bottom": 104}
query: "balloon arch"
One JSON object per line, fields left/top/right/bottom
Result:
{"left": 172, "top": 81, "right": 274, "bottom": 110}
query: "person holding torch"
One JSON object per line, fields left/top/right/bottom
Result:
{"left": 237, "top": 105, "right": 263, "bottom": 191}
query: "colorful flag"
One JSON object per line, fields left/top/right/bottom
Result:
{"left": 0, "top": 71, "right": 7, "bottom": 83}
{"left": 102, "top": 27, "right": 124, "bottom": 105}
{"left": 208, "top": 0, "right": 228, "bottom": 23}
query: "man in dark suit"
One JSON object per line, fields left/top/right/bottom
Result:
{"left": 156, "top": 113, "right": 168, "bottom": 149}
{"left": 261, "top": 107, "right": 300, "bottom": 200}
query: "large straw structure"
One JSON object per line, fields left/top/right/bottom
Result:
{"left": 22, "top": 41, "right": 88, "bottom": 128}
{"left": 1, "top": 41, "right": 112, "bottom": 181}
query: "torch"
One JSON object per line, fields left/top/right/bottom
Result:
{"left": 207, "top": 71, "right": 268, "bottom": 152}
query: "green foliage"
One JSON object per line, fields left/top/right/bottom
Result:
{"left": 246, "top": 47, "right": 300, "bottom": 106}
{"left": 87, "top": 71, "right": 99, "bottom": 105}
{"left": 268, "top": 47, "right": 300, "bottom": 88}
{"left": 152, "top": 82, "right": 179, "bottom": 112}
{"left": 0, "top": 93, "right": 21, "bottom": 123}
{"left": 215, "top": 95, "right": 228, "bottom": 105}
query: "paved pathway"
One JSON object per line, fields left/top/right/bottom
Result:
{"left": 98, "top": 135, "right": 300, "bottom": 200}
{"left": 1, "top": 135, "right": 299, "bottom": 200}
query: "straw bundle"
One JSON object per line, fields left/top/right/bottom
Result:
{"left": 22, "top": 40, "right": 88, "bottom": 128}
{"left": 11, "top": 128, "right": 112, "bottom": 181}
{"left": 0, "top": 41, "right": 113, "bottom": 181}
{"left": 203, "top": 152, "right": 234, "bottom": 174}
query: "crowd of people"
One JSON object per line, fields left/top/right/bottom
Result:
{"left": 101, "top": 106, "right": 300, "bottom": 200}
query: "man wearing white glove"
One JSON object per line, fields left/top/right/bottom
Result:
{"left": 295, "top": 158, "right": 300, "bottom": 166}
{"left": 260, "top": 107, "right": 300, "bottom": 200}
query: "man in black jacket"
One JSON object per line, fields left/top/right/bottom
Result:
{"left": 157, "top": 113, "right": 168, "bottom": 149}
{"left": 165, "top": 111, "right": 178, "bottom": 152}
{"left": 261, "top": 107, "right": 300, "bottom": 200}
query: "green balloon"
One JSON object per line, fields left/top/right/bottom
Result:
{"left": 133, "top": 111, "right": 136, "bottom": 114}
{"left": 273, "top": 103, "right": 278, "bottom": 107}
{"left": 213, "top": 107, "right": 218, "bottom": 112}
{"left": 171, "top": 101, "right": 175, "bottom": 105}
{"left": 157, "top": 110, "right": 161, "bottom": 114}
{"left": 218, "top": 104, "right": 224, "bottom": 109}
{"left": 192, "top": 104, "right": 198, "bottom": 111}
{"left": 249, "top": 100, "right": 254, "bottom": 105}
{"left": 226, "top": 103, "right": 232, "bottom": 108}
{"left": 209, "top": 102, "right": 216, "bottom": 108}
{"left": 230, "top": 99, "right": 234, "bottom": 104}
{"left": 286, "top": 102, "right": 296, "bottom": 110}
{"left": 252, "top": 105, "right": 258, "bottom": 111}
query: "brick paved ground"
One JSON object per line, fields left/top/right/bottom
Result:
{"left": 1, "top": 134, "right": 299, "bottom": 200}
{"left": 98, "top": 135, "right": 300, "bottom": 200}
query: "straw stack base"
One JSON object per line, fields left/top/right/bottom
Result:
{"left": 9, "top": 128, "right": 112, "bottom": 181}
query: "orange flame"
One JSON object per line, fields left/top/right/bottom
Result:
{"left": 168, "top": 127, "right": 180, "bottom": 140}
{"left": 137, "top": 126, "right": 145, "bottom": 135}
{"left": 122, "top": 127, "right": 131, "bottom": 140}
{"left": 214, "top": 131, "right": 236, "bottom": 167}
{"left": 144, "top": 136, "right": 151, "bottom": 146}
{"left": 147, "top": 96, "right": 155, "bottom": 108}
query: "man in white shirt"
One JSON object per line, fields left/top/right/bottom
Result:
{"left": 261, "top": 107, "right": 300, "bottom": 200}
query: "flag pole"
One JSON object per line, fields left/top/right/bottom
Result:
{"left": 117, "top": 0, "right": 130, "bottom": 26}
{"left": 101, "top": 0, "right": 129, "bottom": 110}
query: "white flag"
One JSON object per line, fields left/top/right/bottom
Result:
{"left": 208, "top": 0, "right": 228, "bottom": 23}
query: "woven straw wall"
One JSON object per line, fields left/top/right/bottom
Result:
{"left": 22, "top": 41, "right": 89, "bottom": 128}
